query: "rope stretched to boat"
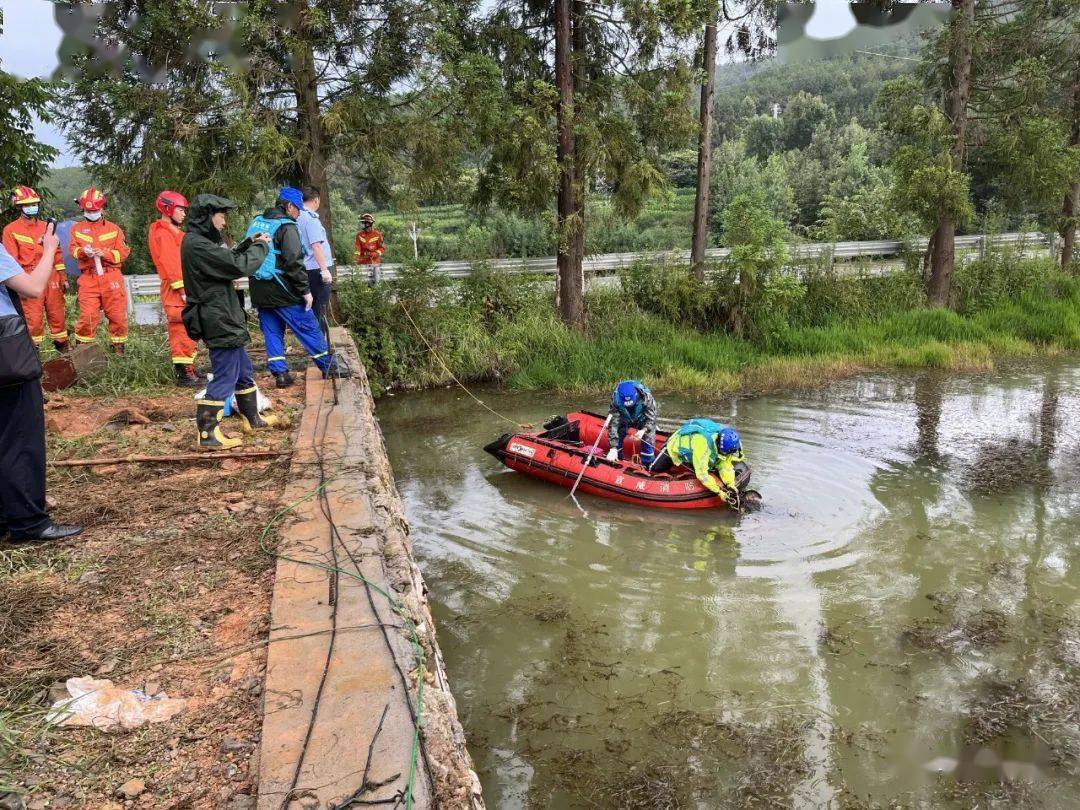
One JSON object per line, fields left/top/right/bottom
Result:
{"left": 398, "top": 301, "right": 531, "bottom": 429}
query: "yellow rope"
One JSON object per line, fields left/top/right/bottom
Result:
{"left": 397, "top": 301, "right": 530, "bottom": 429}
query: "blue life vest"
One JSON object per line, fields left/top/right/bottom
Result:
{"left": 245, "top": 215, "right": 304, "bottom": 289}
{"left": 612, "top": 380, "right": 651, "bottom": 426}
{"left": 669, "top": 417, "right": 725, "bottom": 466}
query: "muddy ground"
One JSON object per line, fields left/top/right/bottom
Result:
{"left": 1, "top": 382, "right": 304, "bottom": 810}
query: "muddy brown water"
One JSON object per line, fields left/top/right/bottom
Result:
{"left": 378, "top": 358, "right": 1080, "bottom": 808}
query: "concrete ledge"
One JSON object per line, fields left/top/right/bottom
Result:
{"left": 258, "top": 328, "right": 482, "bottom": 809}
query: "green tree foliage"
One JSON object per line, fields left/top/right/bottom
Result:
{"left": 55, "top": 0, "right": 476, "bottom": 262}
{"left": 720, "top": 189, "right": 790, "bottom": 337}
{"left": 708, "top": 140, "right": 795, "bottom": 239}
{"left": 878, "top": 77, "right": 973, "bottom": 236}
{"left": 778, "top": 91, "right": 835, "bottom": 152}
{"left": 0, "top": 10, "right": 59, "bottom": 208}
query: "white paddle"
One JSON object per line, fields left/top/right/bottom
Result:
{"left": 569, "top": 414, "right": 613, "bottom": 514}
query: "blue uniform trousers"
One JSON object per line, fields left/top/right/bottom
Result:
{"left": 257, "top": 305, "right": 333, "bottom": 374}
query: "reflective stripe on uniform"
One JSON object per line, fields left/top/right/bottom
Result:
{"left": 72, "top": 232, "right": 93, "bottom": 242}
{"left": 108, "top": 335, "right": 127, "bottom": 343}
{"left": 172, "top": 355, "right": 196, "bottom": 364}
{"left": 74, "top": 334, "right": 95, "bottom": 343}
{"left": 110, "top": 250, "right": 122, "bottom": 263}
{"left": 11, "top": 232, "right": 34, "bottom": 244}
{"left": 169, "top": 280, "right": 185, "bottom": 290}
{"left": 51, "top": 331, "right": 69, "bottom": 340}
{"left": 99, "top": 231, "right": 118, "bottom": 240}
{"left": 267, "top": 356, "right": 286, "bottom": 362}
{"left": 311, "top": 351, "right": 328, "bottom": 360}
{"left": 235, "top": 386, "right": 257, "bottom": 395}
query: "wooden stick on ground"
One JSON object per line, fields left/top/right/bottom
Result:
{"left": 49, "top": 450, "right": 289, "bottom": 467}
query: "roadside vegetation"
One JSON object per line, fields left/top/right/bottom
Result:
{"left": 339, "top": 245, "right": 1080, "bottom": 397}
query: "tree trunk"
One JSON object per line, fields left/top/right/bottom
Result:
{"left": 555, "top": 0, "right": 584, "bottom": 328}
{"left": 1060, "top": 77, "right": 1079, "bottom": 271}
{"left": 571, "top": 0, "right": 586, "bottom": 311}
{"left": 291, "top": 8, "right": 333, "bottom": 271}
{"left": 691, "top": 19, "right": 718, "bottom": 280}
{"left": 927, "top": 0, "right": 974, "bottom": 307}
{"left": 928, "top": 217, "right": 956, "bottom": 307}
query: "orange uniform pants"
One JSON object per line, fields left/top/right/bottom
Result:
{"left": 75, "top": 271, "right": 128, "bottom": 345}
{"left": 20, "top": 270, "right": 69, "bottom": 346}
{"left": 163, "top": 303, "right": 197, "bottom": 365}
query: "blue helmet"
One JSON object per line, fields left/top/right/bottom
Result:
{"left": 615, "top": 381, "right": 639, "bottom": 408}
{"left": 718, "top": 427, "right": 741, "bottom": 454}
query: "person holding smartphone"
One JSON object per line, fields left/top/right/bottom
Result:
{"left": 0, "top": 221, "right": 83, "bottom": 543}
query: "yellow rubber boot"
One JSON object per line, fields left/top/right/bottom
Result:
{"left": 196, "top": 400, "right": 242, "bottom": 450}
{"left": 235, "top": 386, "right": 278, "bottom": 433}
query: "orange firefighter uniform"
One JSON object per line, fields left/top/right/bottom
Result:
{"left": 2, "top": 217, "right": 69, "bottom": 348}
{"left": 68, "top": 217, "right": 131, "bottom": 347}
{"left": 147, "top": 219, "right": 197, "bottom": 366}
{"left": 353, "top": 227, "right": 385, "bottom": 265}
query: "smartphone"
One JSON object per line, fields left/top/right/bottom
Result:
{"left": 45, "top": 217, "right": 58, "bottom": 231}
{"left": 235, "top": 236, "right": 254, "bottom": 252}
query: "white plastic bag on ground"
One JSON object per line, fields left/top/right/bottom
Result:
{"left": 47, "top": 677, "right": 187, "bottom": 731}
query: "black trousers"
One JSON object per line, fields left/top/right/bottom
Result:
{"left": 650, "top": 452, "right": 675, "bottom": 473}
{"left": 0, "top": 379, "right": 49, "bottom": 534}
{"left": 306, "top": 268, "right": 332, "bottom": 329}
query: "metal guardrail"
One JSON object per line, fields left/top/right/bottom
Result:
{"left": 125, "top": 231, "right": 1055, "bottom": 316}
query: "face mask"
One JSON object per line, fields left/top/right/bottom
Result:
{"left": 84, "top": 211, "right": 102, "bottom": 221}
{"left": 22, "top": 205, "right": 39, "bottom": 217}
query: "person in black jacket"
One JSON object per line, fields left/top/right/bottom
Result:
{"left": 180, "top": 194, "right": 272, "bottom": 450}
{"left": 245, "top": 187, "right": 344, "bottom": 389}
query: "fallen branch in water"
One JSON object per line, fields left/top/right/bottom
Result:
{"left": 49, "top": 450, "right": 289, "bottom": 467}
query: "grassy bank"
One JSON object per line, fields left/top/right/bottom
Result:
{"left": 337, "top": 253, "right": 1080, "bottom": 396}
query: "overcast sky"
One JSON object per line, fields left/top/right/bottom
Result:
{"left": 1, "top": 0, "right": 861, "bottom": 171}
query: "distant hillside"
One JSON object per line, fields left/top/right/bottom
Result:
{"left": 712, "top": 36, "right": 921, "bottom": 140}
{"left": 44, "top": 166, "right": 91, "bottom": 217}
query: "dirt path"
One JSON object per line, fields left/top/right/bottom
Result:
{"left": 1, "top": 385, "right": 304, "bottom": 809}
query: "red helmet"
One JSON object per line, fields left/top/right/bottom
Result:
{"left": 11, "top": 185, "right": 41, "bottom": 207}
{"left": 77, "top": 187, "right": 107, "bottom": 212}
{"left": 156, "top": 190, "right": 189, "bottom": 217}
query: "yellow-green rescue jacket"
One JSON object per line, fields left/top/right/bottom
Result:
{"left": 664, "top": 422, "right": 745, "bottom": 498}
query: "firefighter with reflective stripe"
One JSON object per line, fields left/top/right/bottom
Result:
{"left": 68, "top": 188, "right": 130, "bottom": 354}
{"left": 148, "top": 190, "right": 200, "bottom": 387}
{"left": 2, "top": 186, "right": 70, "bottom": 352}
{"left": 650, "top": 418, "right": 747, "bottom": 501}
{"left": 353, "top": 213, "right": 384, "bottom": 281}
{"left": 246, "top": 187, "right": 345, "bottom": 389}
{"left": 604, "top": 380, "right": 658, "bottom": 466}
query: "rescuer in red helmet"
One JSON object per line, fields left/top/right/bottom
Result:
{"left": 148, "top": 190, "right": 201, "bottom": 387}
{"left": 68, "top": 187, "right": 130, "bottom": 354}
{"left": 1, "top": 185, "right": 70, "bottom": 352}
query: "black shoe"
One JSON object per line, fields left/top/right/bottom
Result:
{"left": 9, "top": 522, "right": 84, "bottom": 543}
{"left": 175, "top": 364, "right": 201, "bottom": 388}
{"left": 322, "top": 362, "right": 352, "bottom": 380}
{"left": 54, "top": 341, "right": 71, "bottom": 354}
{"left": 273, "top": 371, "right": 295, "bottom": 389}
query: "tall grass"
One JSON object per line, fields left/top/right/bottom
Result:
{"left": 339, "top": 252, "right": 1080, "bottom": 396}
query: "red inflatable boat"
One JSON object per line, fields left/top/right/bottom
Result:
{"left": 484, "top": 412, "right": 756, "bottom": 511}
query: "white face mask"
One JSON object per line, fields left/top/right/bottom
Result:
{"left": 22, "top": 205, "right": 39, "bottom": 217}
{"left": 84, "top": 211, "right": 102, "bottom": 221}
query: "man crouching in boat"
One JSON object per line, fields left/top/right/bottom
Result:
{"left": 604, "top": 380, "right": 658, "bottom": 466}
{"left": 651, "top": 418, "right": 746, "bottom": 503}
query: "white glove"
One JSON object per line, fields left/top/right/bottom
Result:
{"left": 303, "top": 292, "right": 313, "bottom": 311}
{"left": 605, "top": 448, "right": 618, "bottom": 461}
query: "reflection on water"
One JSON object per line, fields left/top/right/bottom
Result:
{"left": 378, "top": 358, "right": 1080, "bottom": 808}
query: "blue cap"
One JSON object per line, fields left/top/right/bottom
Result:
{"left": 279, "top": 187, "right": 304, "bottom": 208}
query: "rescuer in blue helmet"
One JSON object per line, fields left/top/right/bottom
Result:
{"left": 604, "top": 379, "right": 658, "bottom": 466}
{"left": 650, "top": 418, "right": 747, "bottom": 502}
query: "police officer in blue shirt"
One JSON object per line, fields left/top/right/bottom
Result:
{"left": 0, "top": 227, "right": 82, "bottom": 543}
